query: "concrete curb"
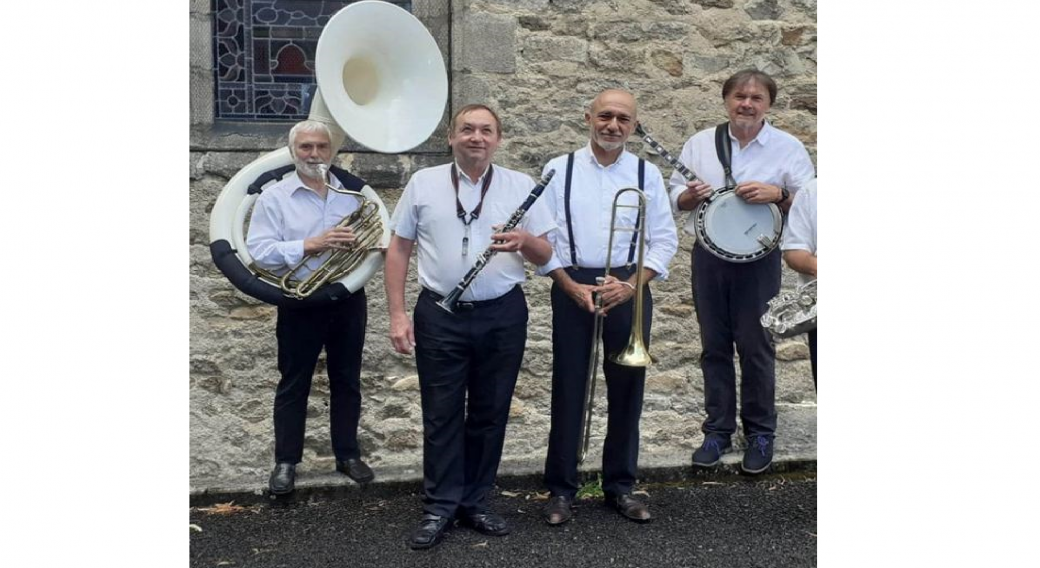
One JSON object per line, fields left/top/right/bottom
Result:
{"left": 189, "top": 453, "right": 816, "bottom": 508}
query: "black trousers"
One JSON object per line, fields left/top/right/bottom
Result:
{"left": 544, "top": 267, "right": 651, "bottom": 499}
{"left": 692, "top": 246, "right": 779, "bottom": 438}
{"left": 273, "top": 289, "right": 366, "bottom": 464}
{"left": 413, "top": 286, "right": 528, "bottom": 518}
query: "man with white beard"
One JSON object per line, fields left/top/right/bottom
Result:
{"left": 246, "top": 120, "right": 375, "bottom": 495}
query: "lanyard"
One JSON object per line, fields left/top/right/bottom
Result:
{"left": 451, "top": 163, "right": 494, "bottom": 256}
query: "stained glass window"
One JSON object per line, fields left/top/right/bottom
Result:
{"left": 213, "top": 0, "right": 413, "bottom": 122}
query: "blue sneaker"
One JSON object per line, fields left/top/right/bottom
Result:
{"left": 741, "top": 435, "right": 774, "bottom": 474}
{"left": 691, "top": 434, "right": 732, "bottom": 467}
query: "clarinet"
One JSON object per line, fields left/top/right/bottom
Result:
{"left": 436, "top": 169, "right": 556, "bottom": 314}
{"left": 633, "top": 122, "right": 700, "bottom": 183}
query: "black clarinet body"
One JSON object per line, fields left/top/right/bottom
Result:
{"left": 436, "top": 169, "right": 556, "bottom": 314}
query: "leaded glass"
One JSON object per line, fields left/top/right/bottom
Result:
{"left": 213, "top": 0, "right": 413, "bottom": 122}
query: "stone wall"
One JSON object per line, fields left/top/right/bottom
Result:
{"left": 189, "top": 0, "right": 817, "bottom": 491}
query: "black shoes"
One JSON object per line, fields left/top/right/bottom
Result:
{"left": 458, "top": 511, "right": 510, "bottom": 536}
{"left": 606, "top": 493, "right": 652, "bottom": 523}
{"left": 268, "top": 463, "right": 296, "bottom": 495}
{"left": 741, "top": 435, "right": 774, "bottom": 474}
{"left": 410, "top": 510, "right": 510, "bottom": 549}
{"left": 543, "top": 495, "right": 575, "bottom": 525}
{"left": 409, "top": 514, "right": 452, "bottom": 550}
{"left": 336, "top": 457, "right": 375, "bottom": 483}
{"left": 269, "top": 458, "right": 372, "bottom": 494}
{"left": 692, "top": 434, "right": 733, "bottom": 467}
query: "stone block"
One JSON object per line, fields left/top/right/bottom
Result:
{"left": 590, "top": 42, "right": 647, "bottom": 74}
{"left": 454, "top": 12, "right": 517, "bottom": 73}
{"left": 453, "top": 74, "right": 491, "bottom": 107}
{"left": 776, "top": 339, "right": 810, "bottom": 361}
{"left": 391, "top": 376, "right": 420, "bottom": 391}
{"left": 692, "top": 0, "right": 735, "bottom": 8}
{"left": 550, "top": 16, "right": 589, "bottom": 37}
{"left": 518, "top": 15, "right": 550, "bottom": 32}
{"left": 521, "top": 35, "right": 588, "bottom": 64}
{"left": 651, "top": 49, "right": 684, "bottom": 77}
{"left": 745, "top": 0, "right": 782, "bottom": 20}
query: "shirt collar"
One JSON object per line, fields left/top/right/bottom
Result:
{"left": 453, "top": 161, "right": 492, "bottom": 186}
{"left": 729, "top": 120, "right": 774, "bottom": 147}
{"left": 290, "top": 169, "right": 341, "bottom": 197}
{"left": 579, "top": 142, "right": 631, "bottom": 169}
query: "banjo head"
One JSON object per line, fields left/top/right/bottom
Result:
{"left": 695, "top": 190, "right": 783, "bottom": 262}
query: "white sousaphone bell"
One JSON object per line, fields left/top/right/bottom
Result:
{"left": 209, "top": 0, "right": 447, "bottom": 306}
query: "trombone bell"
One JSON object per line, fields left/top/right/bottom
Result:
{"left": 610, "top": 337, "right": 652, "bottom": 367}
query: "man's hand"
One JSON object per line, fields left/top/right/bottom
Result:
{"left": 594, "top": 275, "right": 636, "bottom": 314}
{"left": 565, "top": 280, "right": 598, "bottom": 313}
{"left": 304, "top": 227, "right": 356, "bottom": 254}
{"left": 389, "top": 311, "right": 415, "bottom": 355}
{"left": 489, "top": 224, "right": 530, "bottom": 253}
{"left": 735, "top": 181, "right": 782, "bottom": 204}
{"left": 677, "top": 180, "right": 713, "bottom": 211}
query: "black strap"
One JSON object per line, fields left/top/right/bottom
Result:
{"left": 626, "top": 159, "right": 645, "bottom": 266}
{"left": 715, "top": 122, "right": 737, "bottom": 190}
{"left": 564, "top": 153, "right": 578, "bottom": 266}
{"left": 247, "top": 165, "right": 296, "bottom": 195}
{"left": 248, "top": 164, "right": 367, "bottom": 195}
{"left": 450, "top": 164, "right": 494, "bottom": 225}
{"left": 329, "top": 165, "right": 367, "bottom": 192}
{"left": 564, "top": 153, "right": 644, "bottom": 268}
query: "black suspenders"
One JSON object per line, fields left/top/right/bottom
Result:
{"left": 563, "top": 153, "right": 645, "bottom": 269}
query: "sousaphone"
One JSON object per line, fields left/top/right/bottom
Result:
{"left": 209, "top": 1, "right": 447, "bottom": 306}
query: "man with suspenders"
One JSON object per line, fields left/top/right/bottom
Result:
{"left": 537, "top": 89, "right": 678, "bottom": 525}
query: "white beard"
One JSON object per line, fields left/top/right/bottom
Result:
{"left": 596, "top": 139, "right": 626, "bottom": 152}
{"left": 294, "top": 159, "right": 326, "bottom": 180}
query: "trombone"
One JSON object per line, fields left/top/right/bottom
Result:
{"left": 579, "top": 187, "right": 652, "bottom": 464}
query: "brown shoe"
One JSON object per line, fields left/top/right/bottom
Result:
{"left": 606, "top": 493, "right": 651, "bottom": 523}
{"left": 543, "top": 495, "right": 575, "bottom": 525}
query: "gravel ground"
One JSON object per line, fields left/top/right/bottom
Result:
{"left": 190, "top": 473, "right": 816, "bottom": 568}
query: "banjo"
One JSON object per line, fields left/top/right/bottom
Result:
{"left": 634, "top": 122, "right": 783, "bottom": 263}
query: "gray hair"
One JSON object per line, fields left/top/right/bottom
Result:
{"left": 288, "top": 120, "right": 332, "bottom": 151}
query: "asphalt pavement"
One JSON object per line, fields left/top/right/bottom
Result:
{"left": 190, "top": 469, "right": 816, "bottom": 568}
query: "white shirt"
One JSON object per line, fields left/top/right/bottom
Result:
{"left": 538, "top": 144, "right": 679, "bottom": 280}
{"left": 390, "top": 162, "right": 557, "bottom": 301}
{"left": 667, "top": 121, "right": 816, "bottom": 237}
{"left": 781, "top": 177, "right": 817, "bottom": 285}
{"left": 246, "top": 171, "right": 360, "bottom": 280}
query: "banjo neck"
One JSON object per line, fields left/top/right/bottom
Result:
{"left": 633, "top": 122, "right": 698, "bottom": 183}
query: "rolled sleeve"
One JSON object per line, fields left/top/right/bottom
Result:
{"left": 642, "top": 174, "right": 679, "bottom": 280}
{"left": 390, "top": 177, "right": 419, "bottom": 240}
{"left": 782, "top": 185, "right": 815, "bottom": 253}
{"left": 666, "top": 139, "right": 696, "bottom": 213}
{"left": 246, "top": 194, "right": 305, "bottom": 271}
{"left": 784, "top": 146, "right": 816, "bottom": 196}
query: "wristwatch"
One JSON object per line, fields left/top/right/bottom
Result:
{"left": 775, "top": 187, "right": 790, "bottom": 204}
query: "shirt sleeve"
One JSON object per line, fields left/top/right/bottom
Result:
{"left": 390, "top": 175, "right": 419, "bottom": 240}
{"left": 667, "top": 138, "right": 696, "bottom": 213}
{"left": 642, "top": 166, "right": 679, "bottom": 280}
{"left": 783, "top": 143, "right": 816, "bottom": 195}
{"left": 782, "top": 187, "right": 815, "bottom": 253}
{"left": 522, "top": 188, "right": 558, "bottom": 241}
{"left": 245, "top": 192, "right": 306, "bottom": 270}
{"left": 535, "top": 159, "right": 565, "bottom": 276}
